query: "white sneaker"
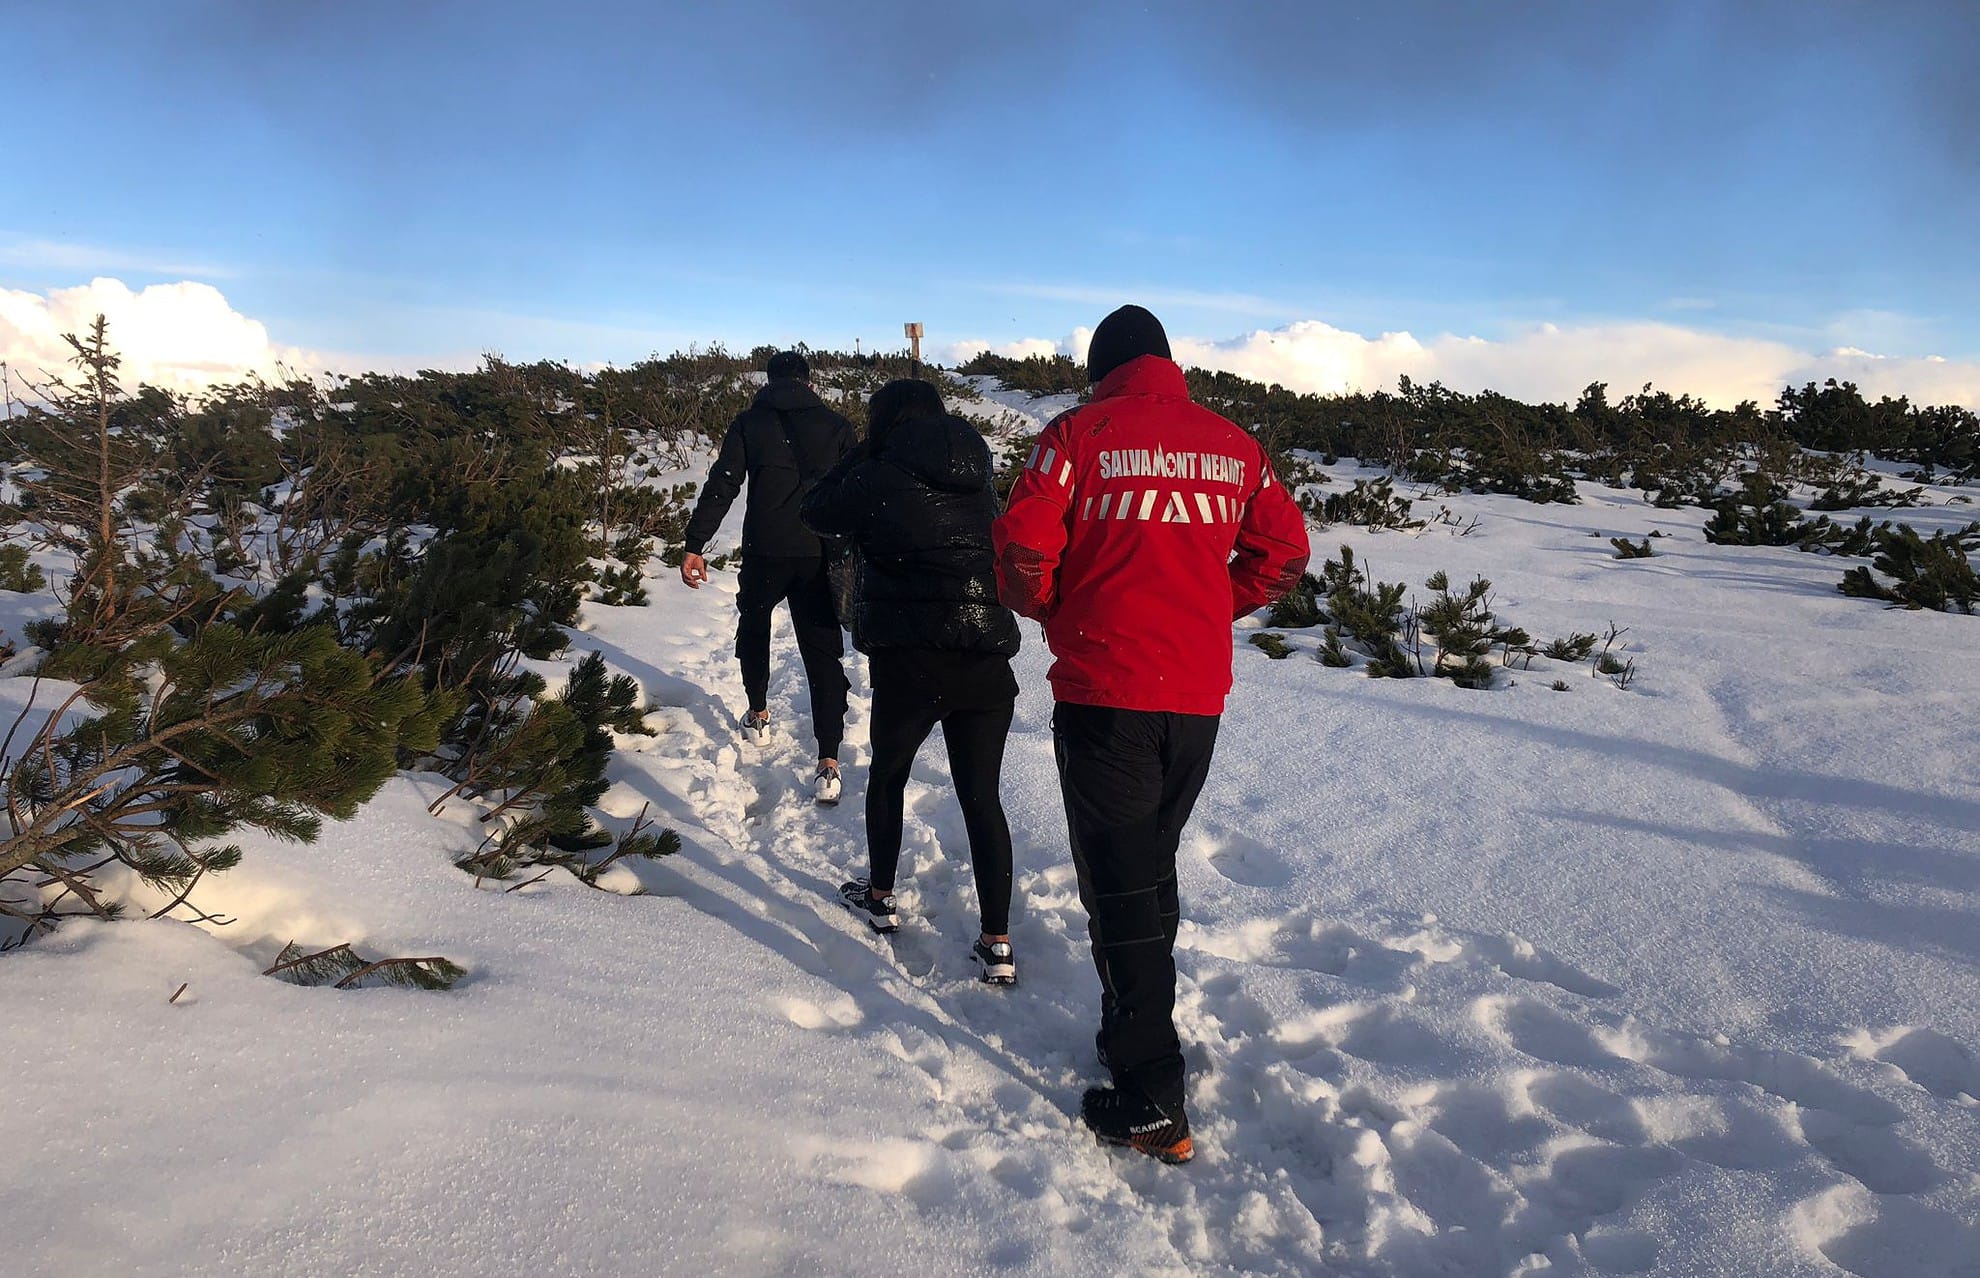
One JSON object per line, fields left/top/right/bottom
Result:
{"left": 813, "top": 762, "right": 842, "bottom": 806}
{"left": 738, "top": 711, "right": 769, "bottom": 745}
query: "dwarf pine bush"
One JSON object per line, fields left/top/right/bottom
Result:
{"left": 1317, "top": 477, "right": 1423, "bottom": 530}
{"left": 1838, "top": 524, "right": 1980, "bottom": 613}
{"left": 0, "top": 624, "right": 447, "bottom": 940}
{"left": 1704, "top": 472, "right": 1809, "bottom": 546}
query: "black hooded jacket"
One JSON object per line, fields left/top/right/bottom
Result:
{"left": 801, "top": 411, "right": 1021, "bottom": 658}
{"left": 683, "top": 379, "right": 856, "bottom": 558}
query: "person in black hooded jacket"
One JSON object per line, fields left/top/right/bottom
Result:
{"left": 801, "top": 379, "right": 1023, "bottom": 984}
{"left": 680, "top": 350, "right": 855, "bottom": 803}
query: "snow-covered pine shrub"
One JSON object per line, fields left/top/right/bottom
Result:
{"left": 1778, "top": 378, "right": 1980, "bottom": 482}
{"left": 1248, "top": 633, "right": 1294, "bottom": 660}
{"left": 1542, "top": 633, "right": 1598, "bottom": 662}
{"left": 1643, "top": 461, "right": 1733, "bottom": 511}
{"left": 1611, "top": 537, "right": 1656, "bottom": 559}
{"left": 1837, "top": 524, "right": 1980, "bottom": 614}
{"left": 539, "top": 650, "right": 656, "bottom": 850}
{"left": 443, "top": 650, "right": 675, "bottom": 885}
{"left": 1795, "top": 515, "right": 1887, "bottom": 558}
{"left": 593, "top": 532, "right": 653, "bottom": 607}
{"left": 956, "top": 351, "right": 1085, "bottom": 397}
{"left": 1317, "top": 547, "right": 1416, "bottom": 678}
{"left": 1317, "top": 625, "right": 1353, "bottom": 667}
{"left": 634, "top": 482, "right": 699, "bottom": 568}
{"left": 1317, "top": 477, "right": 1423, "bottom": 530}
{"left": 1268, "top": 572, "right": 1327, "bottom": 628}
{"left": 1897, "top": 403, "right": 1980, "bottom": 483}
{"left": 593, "top": 562, "right": 647, "bottom": 607}
{"left": 1703, "top": 472, "right": 1809, "bottom": 546}
{"left": 1419, "top": 572, "right": 1498, "bottom": 687}
{"left": 1418, "top": 572, "right": 1530, "bottom": 689}
{"left": 264, "top": 941, "right": 467, "bottom": 991}
{"left": 0, "top": 624, "right": 447, "bottom": 944}
{"left": 1809, "top": 470, "right": 1923, "bottom": 511}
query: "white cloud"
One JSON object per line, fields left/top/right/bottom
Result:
{"left": 939, "top": 336, "right": 1069, "bottom": 365}
{"left": 0, "top": 278, "right": 321, "bottom": 396}
{"left": 950, "top": 316, "right": 1980, "bottom": 410}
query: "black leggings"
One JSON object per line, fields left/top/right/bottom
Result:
{"left": 866, "top": 686, "right": 1015, "bottom": 936}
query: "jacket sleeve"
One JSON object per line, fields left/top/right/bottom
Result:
{"left": 799, "top": 444, "right": 873, "bottom": 539}
{"left": 992, "top": 416, "right": 1076, "bottom": 621}
{"left": 682, "top": 417, "right": 748, "bottom": 555}
{"left": 1228, "top": 458, "right": 1312, "bottom": 619}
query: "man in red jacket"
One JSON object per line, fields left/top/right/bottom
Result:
{"left": 994, "top": 305, "right": 1310, "bottom": 1164}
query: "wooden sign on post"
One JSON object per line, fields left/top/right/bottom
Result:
{"left": 904, "top": 322, "right": 923, "bottom": 365}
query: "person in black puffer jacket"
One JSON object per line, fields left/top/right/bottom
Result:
{"left": 802, "top": 379, "right": 1023, "bottom": 984}
{"left": 679, "top": 350, "right": 855, "bottom": 801}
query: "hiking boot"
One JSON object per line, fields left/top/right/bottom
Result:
{"left": 1081, "top": 1086, "right": 1194, "bottom": 1165}
{"left": 738, "top": 709, "right": 770, "bottom": 745}
{"left": 971, "top": 939, "right": 1016, "bottom": 986}
{"left": 813, "top": 761, "right": 842, "bottom": 805}
{"left": 838, "top": 878, "right": 899, "bottom": 933}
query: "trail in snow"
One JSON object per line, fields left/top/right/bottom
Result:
{"left": 574, "top": 460, "right": 1980, "bottom": 1277}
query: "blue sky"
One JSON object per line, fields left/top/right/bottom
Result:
{"left": 5, "top": 1, "right": 1978, "bottom": 402}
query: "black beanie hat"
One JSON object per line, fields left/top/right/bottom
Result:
{"left": 1086, "top": 305, "right": 1171, "bottom": 384}
{"left": 766, "top": 350, "right": 810, "bottom": 381}
{"left": 866, "top": 378, "right": 945, "bottom": 453}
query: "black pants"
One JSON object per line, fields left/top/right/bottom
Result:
{"left": 736, "top": 555, "right": 849, "bottom": 759}
{"left": 1053, "top": 702, "right": 1219, "bottom": 1115}
{"left": 867, "top": 666, "right": 1015, "bottom": 936}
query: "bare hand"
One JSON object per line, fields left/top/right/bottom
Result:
{"left": 679, "top": 553, "right": 709, "bottom": 589}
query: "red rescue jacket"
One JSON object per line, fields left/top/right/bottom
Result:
{"left": 993, "top": 355, "right": 1311, "bottom": 715}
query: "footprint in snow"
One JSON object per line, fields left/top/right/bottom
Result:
{"left": 1191, "top": 827, "right": 1297, "bottom": 889}
{"left": 1604, "top": 1018, "right": 1906, "bottom": 1126}
{"left": 1794, "top": 1108, "right": 1943, "bottom": 1194}
{"left": 1792, "top": 1184, "right": 1980, "bottom": 1278}
{"left": 777, "top": 993, "right": 864, "bottom": 1032}
{"left": 1475, "top": 993, "right": 1622, "bottom": 1070}
{"left": 1845, "top": 1025, "right": 1980, "bottom": 1104}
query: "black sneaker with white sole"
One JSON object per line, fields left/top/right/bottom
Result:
{"left": 837, "top": 878, "right": 898, "bottom": 933}
{"left": 971, "top": 939, "right": 1016, "bottom": 986}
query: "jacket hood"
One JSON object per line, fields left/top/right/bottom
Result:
{"left": 882, "top": 414, "right": 993, "bottom": 493}
{"left": 754, "top": 379, "right": 825, "bottom": 413}
{"left": 1092, "top": 353, "right": 1190, "bottom": 403}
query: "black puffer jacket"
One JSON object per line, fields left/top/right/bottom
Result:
{"left": 801, "top": 405, "right": 1021, "bottom": 658}
{"left": 683, "top": 379, "right": 856, "bottom": 557}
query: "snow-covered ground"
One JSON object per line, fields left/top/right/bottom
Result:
{"left": 5, "top": 441, "right": 1978, "bottom": 1276}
